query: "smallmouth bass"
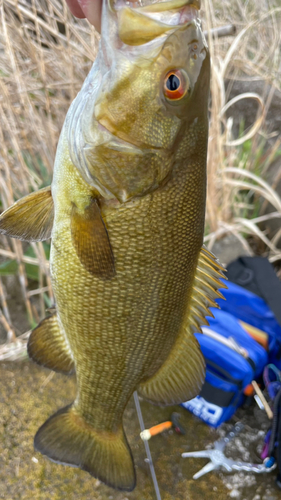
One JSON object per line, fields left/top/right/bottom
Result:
{"left": 0, "top": 0, "right": 226, "bottom": 491}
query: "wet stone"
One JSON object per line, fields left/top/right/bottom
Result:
{"left": 0, "top": 361, "right": 280, "bottom": 500}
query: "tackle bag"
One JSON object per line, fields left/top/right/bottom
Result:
{"left": 217, "top": 279, "right": 281, "bottom": 369}
{"left": 182, "top": 309, "right": 268, "bottom": 427}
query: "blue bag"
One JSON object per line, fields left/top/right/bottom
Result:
{"left": 182, "top": 309, "right": 268, "bottom": 427}
{"left": 217, "top": 280, "right": 281, "bottom": 368}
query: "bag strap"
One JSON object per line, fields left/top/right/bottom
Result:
{"left": 268, "top": 387, "right": 281, "bottom": 457}
{"left": 276, "top": 389, "right": 281, "bottom": 482}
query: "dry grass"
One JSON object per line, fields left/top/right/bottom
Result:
{"left": 0, "top": 0, "right": 281, "bottom": 357}
{"left": 202, "top": 0, "right": 281, "bottom": 258}
{"left": 0, "top": 0, "right": 98, "bottom": 353}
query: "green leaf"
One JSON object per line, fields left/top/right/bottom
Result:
{"left": 0, "top": 259, "right": 18, "bottom": 276}
{"left": 43, "top": 293, "right": 52, "bottom": 308}
{"left": 23, "top": 243, "right": 50, "bottom": 281}
{"left": 25, "top": 263, "right": 39, "bottom": 281}
{"left": 43, "top": 242, "right": 50, "bottom": 259}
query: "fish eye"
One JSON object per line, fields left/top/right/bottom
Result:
{"left": 163, "top": 70, "right": 189, "bottom": 101}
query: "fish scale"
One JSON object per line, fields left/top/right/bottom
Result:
{"left": 50, "top": 131, "right": 205, "bottom": 427}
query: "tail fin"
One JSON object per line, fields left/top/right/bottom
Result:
{"left": 34, "top": 405, "right": 136, "bottom": 491}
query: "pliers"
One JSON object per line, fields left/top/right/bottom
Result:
{"left": 182, "top": 422, "right": 276, "bottom": 479}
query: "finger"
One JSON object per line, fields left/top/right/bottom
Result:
{"left": 65, "top": 0, "right": 85, "bottom": 18}
{"left": 78, "top": 0, "right": 102, "bottom": 32}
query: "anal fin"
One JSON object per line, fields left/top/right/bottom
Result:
{"left": 28, "top": 313, "right": 74, "bottom": 374}
{"left": 138, "top": 322, "right": 206, "bottom": 405}
{"left": 34, "top": 404, "right": 136, "bottom": 491}
{"left": 71, "top": 198, "right": 115, "bottom": 280}
{"left": 138, "top": 246, "right": 226, "bottom": 405}
{"left": 0, "top": 186, "right": 54, "bottom": 241}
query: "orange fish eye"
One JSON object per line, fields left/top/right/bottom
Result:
{"left": 163, "top": 70, "right": 188, "bottom": 101}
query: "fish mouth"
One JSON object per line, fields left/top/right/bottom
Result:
{"left": 110, "top": 0, "right": 201, "bottom": 12}
{"left": 140, "top": 1, "right": 200, "bottom": 26}
{"left": 107, "top": 0, "right": 201, "bottom": 46}
{"left": 112, "top": 0, "right": 201, "bottom": 24}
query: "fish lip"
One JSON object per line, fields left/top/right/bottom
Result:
{"left": 110, "top": 0, "right": 201, "bottom": 12}
{"left": 140, "top": 0, "right": 201, "bottom": 11}
{"left": 141, "top": 1, "right": 201, "bottom": 26}
{"left": 111, "top": 0, "right": 201, "bottom": 34}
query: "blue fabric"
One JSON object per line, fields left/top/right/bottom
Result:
{"left": 195, "top": 331, "right": 256, "bottom": 385}
{"left": 207, "top": 309, "right": 268, "bottom": 377}
{"left": 217, "top": 280, "right": 281, "bottom": 367}
{"left": 182, "top": 295, "right": 269, "bottom": 427}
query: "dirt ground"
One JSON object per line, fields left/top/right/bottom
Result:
{"left": 0, "top": 360, "right": 280, "bottom": 500}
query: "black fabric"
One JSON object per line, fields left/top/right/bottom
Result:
{"left": 200, "top": 382, "right": 237, "bottom": 407}
{"left": 207, "top": 357, "right": 255, "bottom": 380}
{"left": 227, "top": 256, "right": 281, "bottom": 327}
{"left": 246, "top": 357, "right": 256, "bottom": 372}
{"left": 206, "top": 360, "right": 242, "bottom": 385}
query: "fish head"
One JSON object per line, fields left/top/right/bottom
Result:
{"left": 67, "top": 0, "right": 210, "bottom": 202}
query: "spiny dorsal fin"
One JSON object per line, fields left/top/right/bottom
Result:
{"left": 71, "top": 199, "right": 115, "bottom": 280}
{"left": 28, "top": 312, "right": 74, "bottom": 374}
{"left": 0, "top": 186, "right": 54, "bottom": 241}
{"left": 190, "top": 245, "right": 227, "bottom": 333}
{"left": 137, "top": 246, "right": 226, "bottom": 406}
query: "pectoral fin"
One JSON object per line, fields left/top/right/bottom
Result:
{"left": 71, "top": 199, "right": 115, "bottom": 280}
{"left": 0, "top": 186, "right": 54, "bottom": 241}
{"left": 138, "top": 246, "right": 226, "bottom": 405}
{"left": 28, "top": 313, "right": 74, "bottom": 374}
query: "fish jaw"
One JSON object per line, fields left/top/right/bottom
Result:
{"left": 105, "top": 0, "right": 201, "bottom": 46}
{"left": 66, "top": 0, "right": 209, "bottom": 203}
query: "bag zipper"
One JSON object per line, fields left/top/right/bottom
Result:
{"left": 202, "top": 327, "right": 248, "bottom": 359}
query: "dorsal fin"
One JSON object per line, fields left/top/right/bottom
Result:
{"left": 0, "top": 186, "right": 54, "bottom": 241}
{"left": 190, "top": 245, "right": 227, "bottom": 331}
{"left": 138, "top": 246, "right": 226, "bottom": 405}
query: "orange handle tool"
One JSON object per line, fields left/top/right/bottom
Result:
{"left": 140, "top": 421, "right": 173, "bottom": 441}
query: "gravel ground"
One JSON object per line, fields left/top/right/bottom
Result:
{"left": 0, "top": 360, "right": 280, "bottom": 500}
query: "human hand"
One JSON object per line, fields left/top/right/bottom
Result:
{"left": 65, "top": 0, "right": 102, "bottom": 32}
